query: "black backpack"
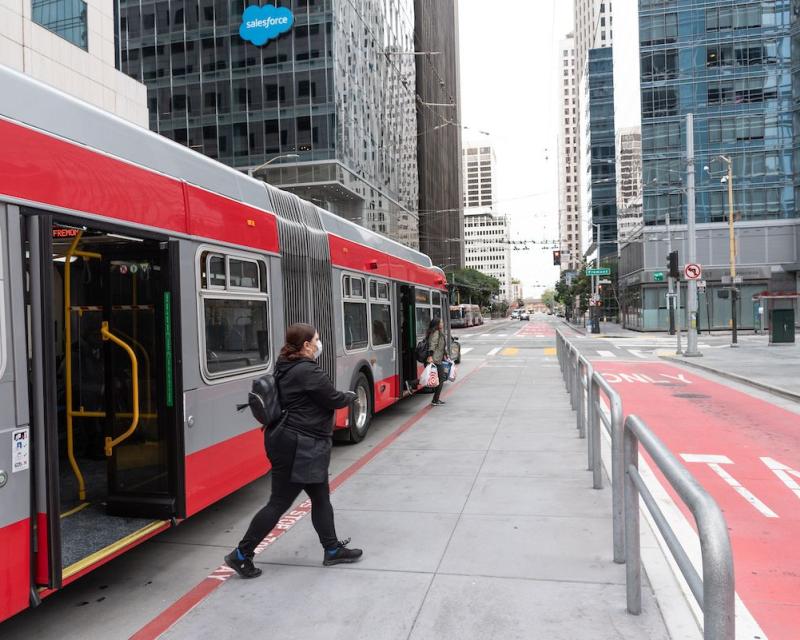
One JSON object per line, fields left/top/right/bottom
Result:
{"left": 415, "top": 338, "right": 429, "bottom": 364}
{"left": 237, "top": 373, "right": 285, "bottom": 430}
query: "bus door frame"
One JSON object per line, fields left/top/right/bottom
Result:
{"left": 25, "top": 211, "right": 62, "bottom": 590}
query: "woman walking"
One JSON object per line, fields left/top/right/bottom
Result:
{"left": 426, "top": 318, "right": 449, "bottom": 407}
{"left": 225, "top": 323, "right": 363, "bottom": 578}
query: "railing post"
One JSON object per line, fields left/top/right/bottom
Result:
{"left": 576, "top": 359, "right": 585, "bottom": 437}
{"left": 624, "top": 418, "right": 642, "bottom": 615}
{"left": 591, "top": 379, "right": 602, "bottom": 490}
{"left": 700, "top": 501, "right": 736, "bottom": 639}
{"left": 610, "top": 393, "right": 625, "bottom": 564}
{"left": 571, "top": 350, "right": 579, "bottom": 411}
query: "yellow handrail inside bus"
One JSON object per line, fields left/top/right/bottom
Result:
{"left": 101, "top": 321, "right": 140, "bottom": 457}
{"left": 64, "top": 231, "right": 91, "bottom": 501}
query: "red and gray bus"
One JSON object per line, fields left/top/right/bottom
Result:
{"left": 0, "top": 66, "right": 452, "bottom": 622}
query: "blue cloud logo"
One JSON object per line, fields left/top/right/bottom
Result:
{"left": 239, "top": 4, "right": 294, "bottom": 46}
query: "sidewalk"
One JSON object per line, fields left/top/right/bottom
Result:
{"left": 662, "top": 339, "right": 800, "bottom": 401}
{"left": 563, "top": 319, "right": 638, "bottom": 338}
{"left": 158, "top": 350, "right": 669, "bottom": 639}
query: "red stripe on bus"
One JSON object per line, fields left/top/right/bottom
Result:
{"left": 328, "top": 234, "right": 447, "bottom": 290}
{"left": 184, "top": 427, "right": 271, "bottom": 517}
{"left": 131, "top": 364, "right": 481, "bottom": 639}
{"left": 184, "top": 184, "right": 279, "bottom": 254}
{"left": 0, "top": 120, "right": 187, "bottom": 233}
{"left": 0, "top": 518, "right": 30, "bottom": 622}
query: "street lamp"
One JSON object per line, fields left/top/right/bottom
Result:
{"left": 248, "top": 153, "right": 300, "bottom": 178}
{"left": 708, "top": 156, "right": 738, "bottom": 347}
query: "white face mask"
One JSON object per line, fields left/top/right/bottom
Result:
{"left": 314, "top": 339, "right": 323, "bottom": 360}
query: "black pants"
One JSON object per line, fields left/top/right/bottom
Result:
{"left": 238, "top": 429, "right": 338, "bottom": 557}
{"left": 432, "top": 363, "right": 446, "bottom": 402}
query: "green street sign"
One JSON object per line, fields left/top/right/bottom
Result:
{"left": 587, "top": 267, "right": 611, "bottom": 277}
{"left": 653, "top": 272, "right": 665, "bottom": 282}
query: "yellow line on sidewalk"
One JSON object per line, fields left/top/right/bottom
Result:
{"left": 544, "top": 347, "right": 556, "bottom": 356}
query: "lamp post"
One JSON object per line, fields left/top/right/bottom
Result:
{"left": 716, "top": 155, "right": 738, "bottom": 347}
{"left": 248, "top": 153, "right": 300, "bottom": 178}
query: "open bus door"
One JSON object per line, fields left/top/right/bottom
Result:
{"left": 23, "top": 213, "right": 183, "bottom": 591}
{"left": 398, "top": 285, "right": 418, "bottom": 394}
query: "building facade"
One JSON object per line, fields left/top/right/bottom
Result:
{"left": 570, "top": 0, "right": 614, "bottom": 264}
{"left": 462, "top": 144, "right": 495, "bottom": 209}
{"left": 557, "top": 34, "right": 581, "bottom": 272}
{"left": 115, "top": 0, "right": 419, "bottom": 248}
{"left": 621, "top": 0, "right": 800, "bottom": 331}
{"left": 464, "top": 207, "right": 512, "bottom": 302}
{"left": 616, "top": 127, "right": 642, "bottom": 243}
{"left": 0, "top": 0, "right": 147, "bottom": 126}
{"left": 415, "top": 0, "right": 463, "bottom": 270}
{"left": 585, "top": 47, "right": 617, "bottom": 259}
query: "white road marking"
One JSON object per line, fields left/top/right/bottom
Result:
{"left": 497, "top": 333, "right": 508, "bottom": 337}
{"left": 487, "top": 347, "right": 501, "bottom": 356}
{"left": 761, "top": 457, "right": 800, "bottom": 501}
{"left": 460, "top": 347, "right": 474, "bottom": 355}
{"left": 597, "top": 350, "right": 617, "bottom": 358}
{"left": 481, "top": 334, "right": 492, "bottom": 337}
{"left": 627, "top": 349, "right": 651, "bottom": 359}
{"left": 681, "top": 454, "right": 779, "bottom": 518}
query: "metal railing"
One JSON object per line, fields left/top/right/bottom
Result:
{"left": 555, "top": 329, "right": 735, "bottom": 639}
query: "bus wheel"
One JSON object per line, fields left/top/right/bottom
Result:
{"left": 349, "top": 373, "right": 372, "bottom": 443}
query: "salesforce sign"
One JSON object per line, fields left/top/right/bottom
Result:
{"left": 239, "top": 4, "right": 294, "bottom": 46}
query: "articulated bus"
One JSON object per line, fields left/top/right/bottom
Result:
{"left": 0, "top": 67, "right": 453, "bottom": 622}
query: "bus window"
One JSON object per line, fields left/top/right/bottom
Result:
{"left": 369, "top": 278, "right": 392, "bottom": 347}
{"left": 199, "top": 249, "right": 270, "bottom": 379}
{"left": 343, "top": 274, "right": 368, "bottom": 351}
{"left": 415, "top": 304, "right": 432, "bottom": 337}
{"left": 0, "top": 226, "right": 5, "bottom": 379}
{"left": 415, "top": 289, "right": 430, "bottom": 305}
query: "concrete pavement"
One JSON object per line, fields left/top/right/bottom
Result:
{"left": 156, "top": 323, "right": 669, "bottom": 640}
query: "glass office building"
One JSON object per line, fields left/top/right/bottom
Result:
{"left": 639, "top": 0, "right": 795, "bottom": 225}
{"left": 619, "top": 0, "right": 800, "bottom": 331}
{"left": 115, "top": 0, "right": 419, "bottom": 248}
{"left": 585, "top": 47, "right": 618, "bottom": 260}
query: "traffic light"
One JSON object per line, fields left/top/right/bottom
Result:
{"left": 553, "top": 250, "right": 561, "bottom": 266}
{"left": 667, "top": 250, "right": 679, "bottom": 279}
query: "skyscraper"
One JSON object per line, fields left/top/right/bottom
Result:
{"left": 620, "top": 0, "right": 800, "bottom": 331}
{"left": 115, "top": 0, "right": 419, "bottom": 248}
{"left": 415, "top": 0, "right": 463, "bottom": 270}
{"left": 557, "top": 34, "right": 581, "bottom": 273}
{"left": 568, "top": 0, "right": 614, "bottom": 265}
{"left": 462, "top": 143, "right": 512, "bottom": 301}
{"left": 616, "top": 128, "right": 642, "bottom": 244}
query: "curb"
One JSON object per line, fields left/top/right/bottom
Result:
{"left": 659, "top": 354, "right": 800, "bottom": 404}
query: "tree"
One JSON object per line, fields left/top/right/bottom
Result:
{"left": 448, "top": 268, "right": 501, "bottom": 308}
{"left": 541, "top": 289, "right": 556, "bottom": 310}
{"left": 555, "top": 267, "right": 591, "bottom": 320}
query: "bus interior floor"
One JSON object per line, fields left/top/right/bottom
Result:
{"left": 60, "top": 503, "right": 156, "bottom": 570}
{"left": 59, "top": 458, "right": 107, "bottom": 513}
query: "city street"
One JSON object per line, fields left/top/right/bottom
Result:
{"left": 0, "top": 316, "right": 670, "bottom": 640}
{"left": 570, "top": 323, "right": 800, "bottom": 640}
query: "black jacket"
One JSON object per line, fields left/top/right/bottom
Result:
{"left": 274, "top": 357, "right": 352, "bottom": 439}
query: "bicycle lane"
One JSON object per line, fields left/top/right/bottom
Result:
{"left": 591, "top": 360, "right": 800, "bottom": 640}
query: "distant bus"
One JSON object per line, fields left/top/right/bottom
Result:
{"left": 450, "top": 304, "right": 483, "bottom": 328}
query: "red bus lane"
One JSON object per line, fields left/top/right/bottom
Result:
{"left": 591, "top": 360, "right": 800, "bottom": 639}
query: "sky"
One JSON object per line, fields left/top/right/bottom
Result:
{"left": 458, "top": 0, "right": 640, "bottom": 299}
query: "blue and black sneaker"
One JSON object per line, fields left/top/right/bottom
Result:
{"left": 225, "top": 549, "right": 263, "bottom": 579}
{"left": 323, "top": 538, "right": 363, "bottom": 566}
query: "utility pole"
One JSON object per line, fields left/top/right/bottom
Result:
{"left": 684, "top": 114, "right": 701, "bottom": 357}
{"left": 720, "top": 156, "right": 738, "bottom": 347}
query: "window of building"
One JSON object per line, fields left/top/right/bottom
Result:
{"left": 343, "top": 274, "right": 368, "bottom": 351}
{"left": 32, "top": 0, "right": 88, "bottom": 50}
{"left": 199, "top": 250, "right": 270, "bottom": 379}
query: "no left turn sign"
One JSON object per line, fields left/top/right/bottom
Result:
{"left": 684, "top": 263, "right": 702, "bottom": 280}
